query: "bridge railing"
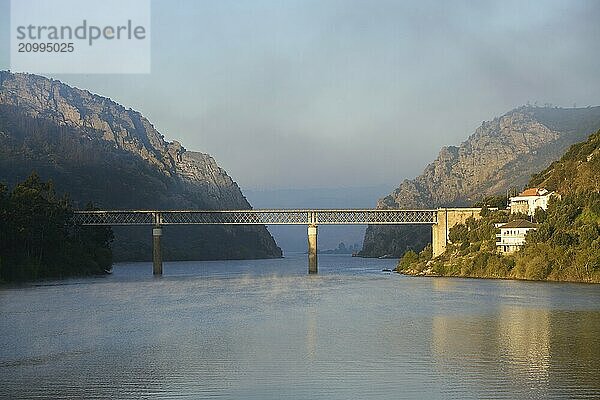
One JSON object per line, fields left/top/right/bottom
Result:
{"left": 73, "top": 209, "right": 438, "bottom": 225}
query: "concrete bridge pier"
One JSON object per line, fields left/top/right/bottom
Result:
{"left": 153, "top": 226, "right": 163, "bottom": 276}
{"left": 431, "top": 208, "right": 483, "bottom": 257}
{"left": 308, "top": 224, "right": 318, "bottom": 274}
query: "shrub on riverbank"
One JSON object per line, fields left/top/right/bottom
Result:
{"left": 0, "top": 173, "right": 113, "bottom": 282}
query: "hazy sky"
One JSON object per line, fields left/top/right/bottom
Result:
{"left": 1, "top": 0, "right": 599, "bottom": 190}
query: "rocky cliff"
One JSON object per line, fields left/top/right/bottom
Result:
{"left": 360, "top": 106, "right": 600, "bottom": 257}
{"left": 0, "top": 71, "right": 282, "bottom": 260}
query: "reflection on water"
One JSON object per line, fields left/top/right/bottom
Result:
{"left": 432, "top": 308, "right": 553, "bottom": 398}
{"left": 306, "top": 308, "right": 318, "bottom": 361}
{"left": 0, "top": 254, "right": 599, "bottom": 399}
{"left": 499, "top": 307, "right": 551, "bottom": 385}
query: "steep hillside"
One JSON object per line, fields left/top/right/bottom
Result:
{"left": 399, "top": 130, "right": 600, "bottom": 283}
{"left": 360, "top": 106, "right": 600, "bottom": 257}
{"left": 0, "top": 71, "right": 282, "bottom": 260}
{"left": 530, "top": 130, "right": 600, "bottom": 194}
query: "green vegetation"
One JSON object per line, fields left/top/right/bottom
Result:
{"left": 398, "top": 197, "right": 600, "bottom": 282}
{"left": 398, "top": 130, "right": 600, "bottom": 283}
{"left": 472, "top": 195, "right": 508, "bottom": 209}
{"left": 530, "top": 129, "right": 600, "bottom": 193}
{"left": 397, "top": 244, "right": 432, "bottom": 272}
{"left": 0, "top": 172, "right": 113, "bottom": 282}
{"left": 513, "top": 192, "right": 600, "bottom": 282}
{"left": 397, "top": 209, "right": 514, "bottom": 278}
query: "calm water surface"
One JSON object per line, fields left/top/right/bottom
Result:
{"left": 1, "top": 254, "right": 599, "bottom": 399}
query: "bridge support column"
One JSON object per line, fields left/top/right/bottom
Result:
{"left": 153, "top": 226, "right": 163, "bottom": 276}
{"left": 308, "top": 224, "right": 318, "bottom": 274}
{"left": 431, "top": 210, "right": 448, "bottom": 258}
{"left": 432, "top": 208, "right": 485, "bottom": 258}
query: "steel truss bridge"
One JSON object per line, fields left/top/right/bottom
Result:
{"left": 73, "top": 209, "right": 438, "bottom": 226}
{"left": 73, "top": 209, "right": 439, "bottom": 276}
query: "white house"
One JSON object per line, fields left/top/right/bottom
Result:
{"left": 509, "top": 188, "right": 557, "bottom": 216}
{"left": 496, "top": 219, "right": 538, "bottom": 254}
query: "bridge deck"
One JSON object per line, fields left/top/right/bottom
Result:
{"left": 73, "top": 209, "right": 438, "bottom": 225}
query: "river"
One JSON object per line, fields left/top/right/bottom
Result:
{"left": 1, "top": 254, "right": 599, "bottom": 399}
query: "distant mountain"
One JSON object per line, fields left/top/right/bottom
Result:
{"left": 0, "top": 71, "right": 282, "bottom": 261}
{"left": 360, "top": 105, "right": 600, "bottom": 258}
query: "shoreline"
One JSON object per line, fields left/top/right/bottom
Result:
{"left": 397, "top": 268, "right": 600, "bottom": 284}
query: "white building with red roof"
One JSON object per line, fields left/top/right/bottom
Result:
{"left": 509, "top": 188, "right": 557, "bottom": 216}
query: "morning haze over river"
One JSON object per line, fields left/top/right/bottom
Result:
{"left": 2, "top": 255, "right": 599, "bottom": 399}
{"left": 1, "top": 0, "right": 600, "bottom": 398}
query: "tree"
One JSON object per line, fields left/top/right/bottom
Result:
{"left": 449, "top": 223, "right": 469, "bottom": 243}
{"left": 473, "top": 195, "right": 508, "bottom": 209}
{"left": 0, "top": 173, "right": 113, "bottom": 282}
{"left": 398, "top": 250, "right": 419, "bottom": 271}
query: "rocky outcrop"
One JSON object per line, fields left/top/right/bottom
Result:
{"left": 0, "top": 71, "right": 282, "bottom": 260}
{"left": 360, "top": 106, "right": 600, "bottom": 258}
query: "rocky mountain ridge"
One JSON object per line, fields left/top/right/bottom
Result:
{"left": 0, "top": 71, "right": 248, "bottom": 209}
{"left": 0, "top": 71, "right": 282, "bottom": 260}
{"left": 360, "top": 105, "right": 600, "bottom": 258}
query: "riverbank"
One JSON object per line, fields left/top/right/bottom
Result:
{"left": 397, "top": 244, "right": 600, "bottom": 284}
{"left": 397, "top": 267, "right": 600, "bottom": 284}
{"left": 397, "top": 194, "right": 600, "bottom": 284}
